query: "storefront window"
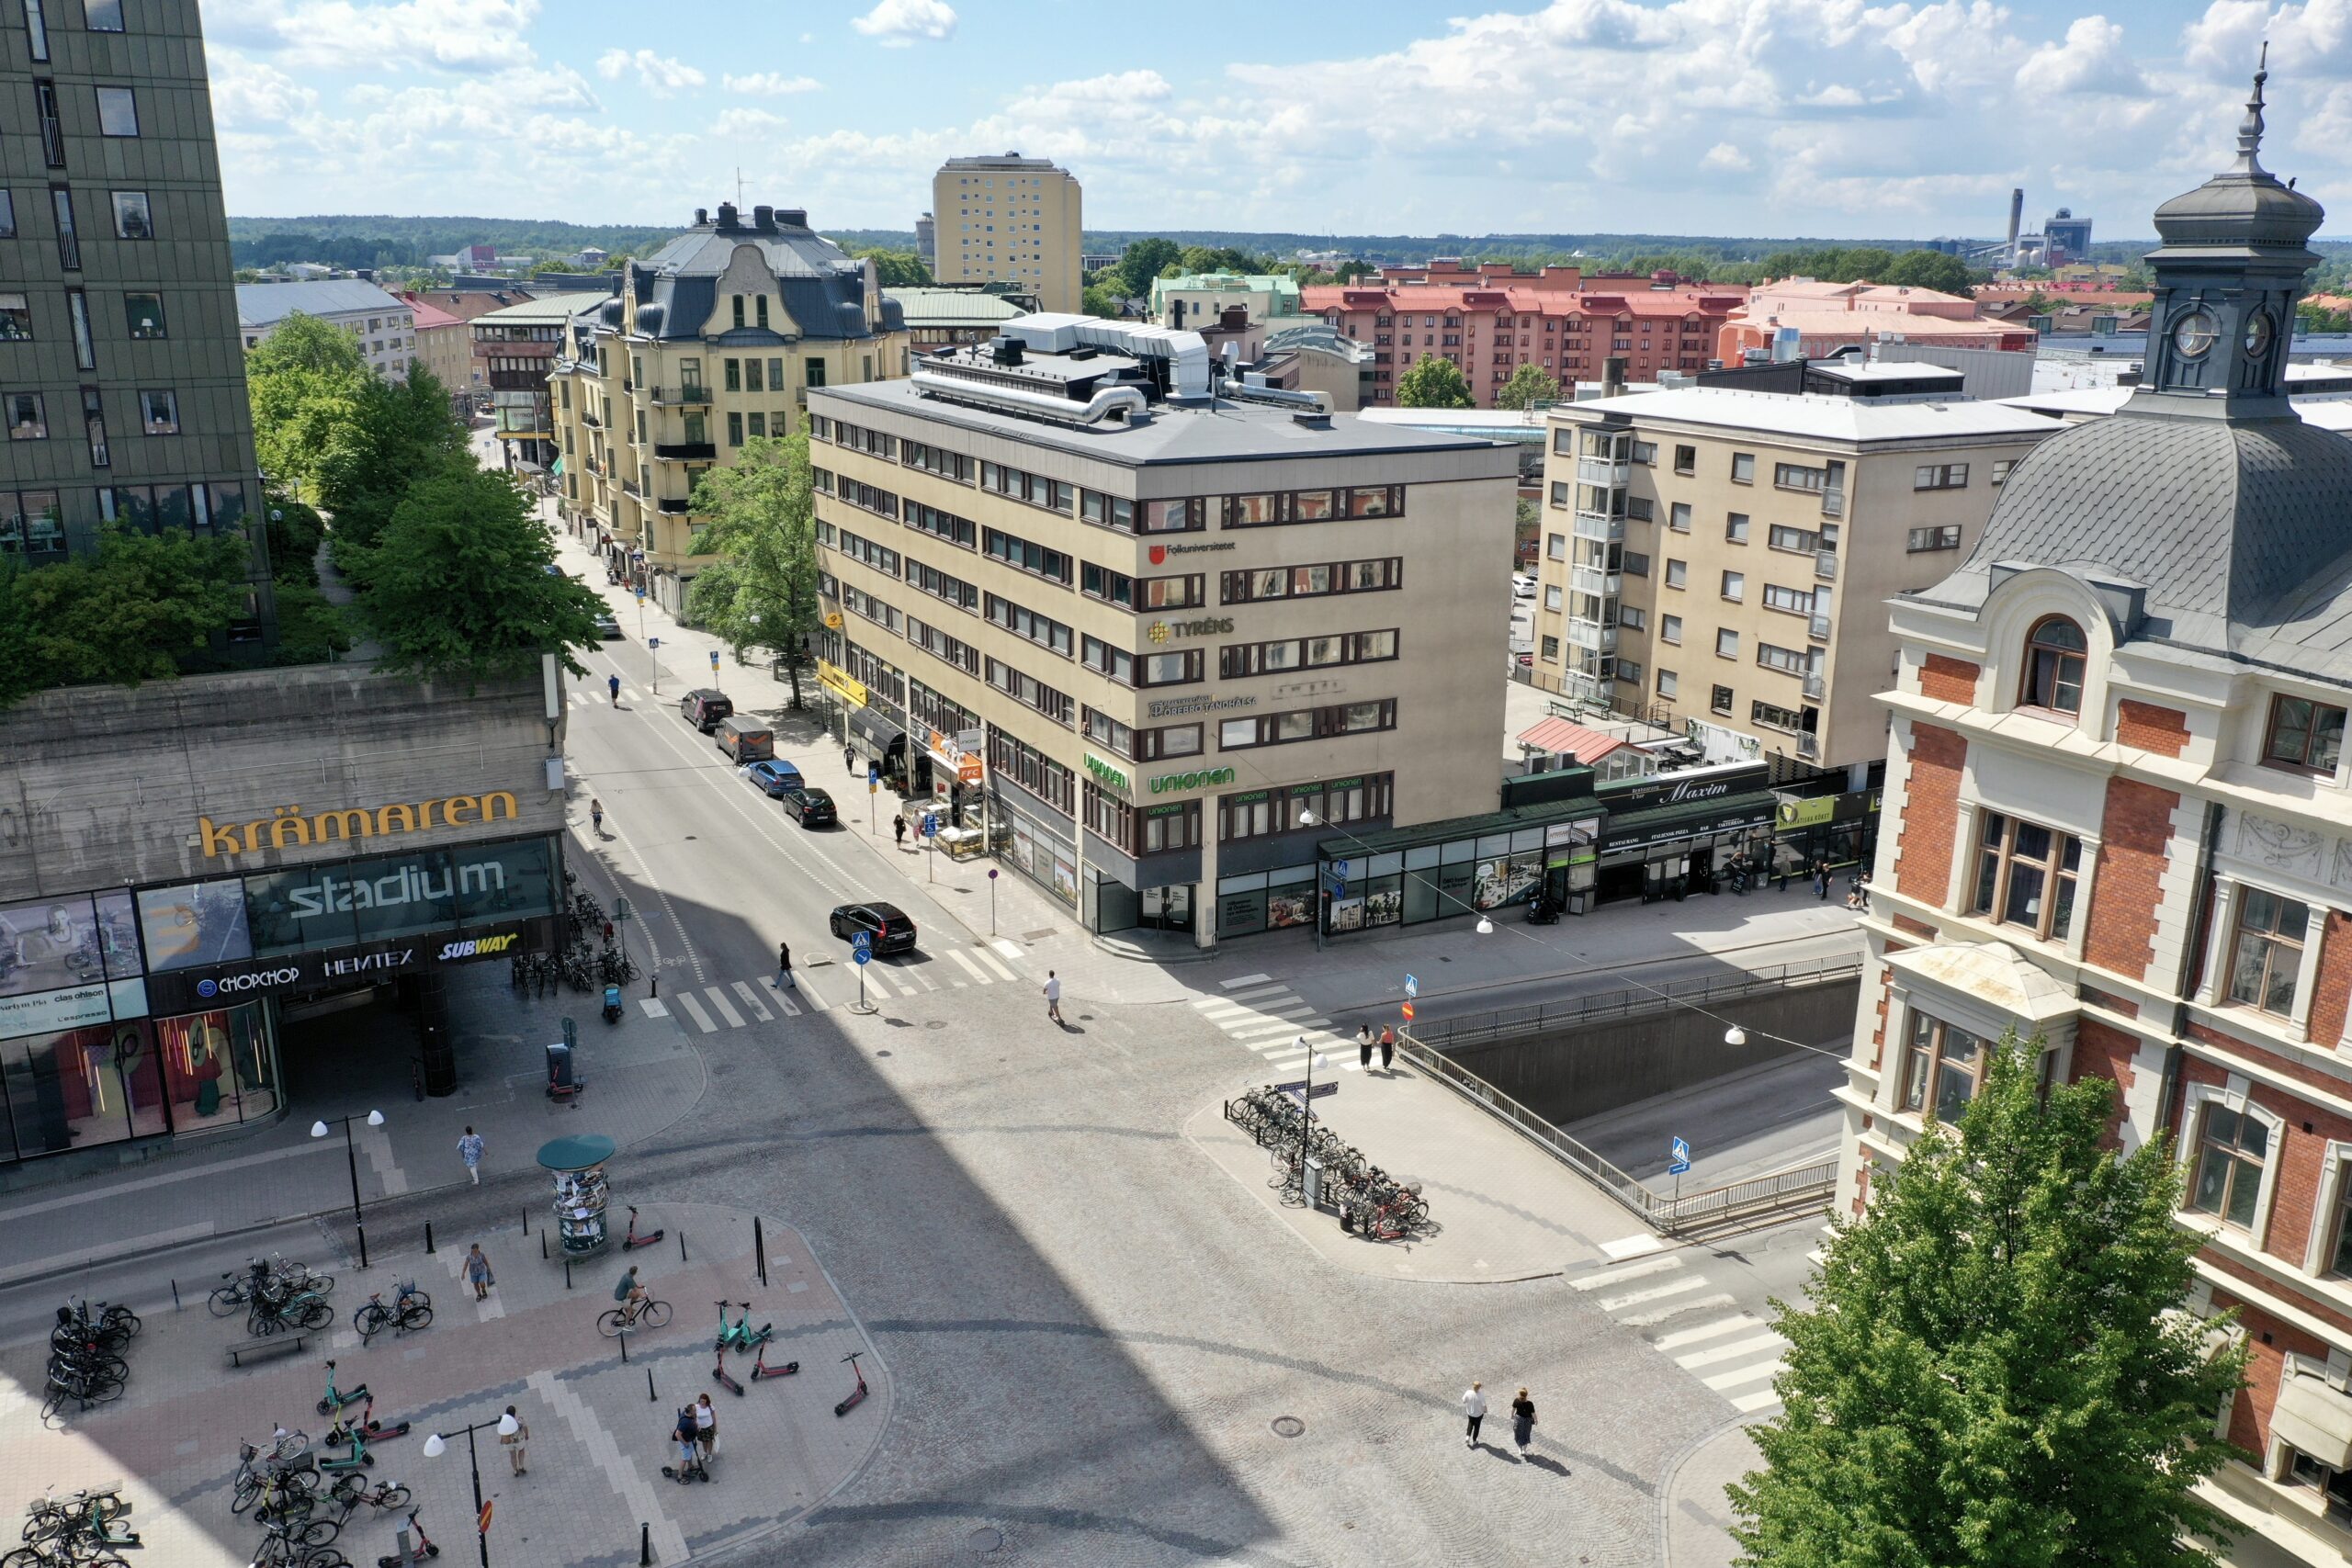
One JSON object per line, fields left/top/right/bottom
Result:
{"left": 348, "top": 850, "right": 462, "bottom": 942}
{"left": 137, "top": 879, "right": 252, "bottom": 972}
{"left": 0, "top": 1022, "right": 141, "bottom": 1158}
{"left": 454, "top": 837, "right": 560, "bottom": 924}
{"left": 0, "top": 894, "right": 110, "bottom": 998}
{"left": 155, "top": 1002, "right": 277, "bottom": 1133}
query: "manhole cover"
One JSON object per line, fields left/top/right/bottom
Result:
{"left": 926, "top": 1020, "right": 947, "bottom": 1031}
{"left": 1272, "top": 1416, "right": 1305, "bottom": 1438}
{"left": 967, "top": 1526, "right": 1002, "bottom": 1553}
{"left": 875, "top": 1050, "right": 891, "bottom": 1057}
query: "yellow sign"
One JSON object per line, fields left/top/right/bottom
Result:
{"left": 823, "top": 612, "right": 843, "bottom": 629}
{"left": 198, "top": 793, "right": 522, "bottom": 859}
{"left": 818, "top": 660, "right": 868, "bottom": 709}
{"left": 1775, "top": 796, "right": 1837, "bottom": 830}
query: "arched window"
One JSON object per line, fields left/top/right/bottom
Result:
{"left": 2020, "top": 615, "right": 2087, "bottom": 715}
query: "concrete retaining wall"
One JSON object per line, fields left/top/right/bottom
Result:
{"left": 1441, "top": 978, "right": 1860, "bottom": 1126}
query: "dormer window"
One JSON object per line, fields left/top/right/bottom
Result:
{"left": 2263, "top": 695, "right": 2346, "bottom": 775}
{"left": 2019, "top": 615, "right": 2086, "bottom": 716}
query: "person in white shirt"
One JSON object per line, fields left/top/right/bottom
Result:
{"left": 1461, "top": 1381, "right": 1487, "bottom": 1448}
{"left": 1043, "top": 970, "right": 1063, "bottom": 1024}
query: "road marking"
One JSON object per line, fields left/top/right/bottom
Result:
{"left": 945, "top": 949, "right": 989, "bottom": 984}
{"left": 978, "top": 949, "right": 1018, "bottom": 981}
{"left": 1222, "top": 973, "right": 1274, "bottom": 988}
{"left": 1568, "top": 1254, "right": 1684, "bottom": 1291}
{"left": 526, "top": 1371, "right": 687, "bottom": 1563}
{"left": 905, "top": 967, "right": 939, "bottom": 993}
{"left": 1702, "top": 1359, "right": 1784, "bottom": 1392}
{"left": 1674, "top": 1334, "right": 1786, "bottom": 1371}
{"left": 1729, "top": 1387, "right": 1785, "bottom": 1413}
{"left": 759, "top": 976, "right": 804, "bottom": 1016}
{"left": 990, "top": 939, "right": 1022, "bottom": 960}
{"left": 674, "top": 992, "right": 718, "bottom": 1032}
{"left": 1596, "top": 1275, "right": 1712, "bottom": 1313}
{"left": 1599, "top": 1233, "right": 1665, "bottom": 1261}
{"left": 639, "top": 998, "right": 669, "bottom": 1018}
{"left": 705, "top": 987, "right": 745, "bottom": 1028}
{"left": 1655, "top": 1314, "right": 1767, "bottom": 1350}
{"left": 1621, "top": 1291, "right": 1737, "bottom": 1326}
{"left": 1219, "top": 984, "right": 1293, "bottom": 1006}
{"left": 730, "top": 981, "right": 772, "bottom": 1021}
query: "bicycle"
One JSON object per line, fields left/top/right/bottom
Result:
{"left": 352, "top": 1285, "right": 433, "bottom": 1343}
{"left": 325, "top": 1475, "right": 409, "bottom": 1515}
{"left": 596, "top": 1295, "right": 673, "bottom": 1338}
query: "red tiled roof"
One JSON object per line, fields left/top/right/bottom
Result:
{"left": 403, "top": 296, "right": 464, "bottom": 331}
{"left": 1516, "top": 717, "right": 1632, "bottom": 763}
{"left": 1302, "top": 283, "right": 1746, "bottom": 320}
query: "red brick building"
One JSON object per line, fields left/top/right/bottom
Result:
{"left": 1300, "top": 267, "right": 1747, "bottom": 407}
{"left": 1836, "top": 73, "right": 2352, "bottom": 1563}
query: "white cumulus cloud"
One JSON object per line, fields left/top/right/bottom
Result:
{"left": 852, "top": 0, "right": 956, "bottom": 47}
{"left": 596, "top": 49, "right": 707, "bottom": 95}
{"left": 724, "top": 72, "right": 821, "bottom": 96}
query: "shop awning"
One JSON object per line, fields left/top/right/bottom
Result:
{"left": 2271, "top": 1363, "right": 2352, "bottom": 1469}
{"left": 1600, "top": 790, "right": 1778, "bottom": 852}
{"left": 845, "top": 705, "right": 905, "bottom": 752}
{"left": 1516, "top": 716, "right": 1633, "bottom": 765}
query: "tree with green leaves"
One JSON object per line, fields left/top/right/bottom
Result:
{"left": 1396, "top": 355, "right": 1475, "bottom": 410}
{"left": 1730, "top": 1035, "right": 2247, "bottom": 1568}
{"left": 245, "top": 312, "right": 372, "bottom": 498}
{"left": 0, "top": 525, "right": 253, "bottom": 700}
{"left": 347, "top": 464, "right": 604, "bottom": 687}
{"left": 315, "top": 369, "right": 469, "bottom": 560}
{"left": 852, "top": 247, "right": 933, "bottom": 288}
{"left": 1111, "top": 238, "right": 1182, "bottom": 298}
{"left": 1494, "top": 364, "right": 1560, "bottom": 411}
{"left": 683, "top": 433, "right": 823, "bottom": 707}
{"left": 1081, "top": 285, "right": 1125, "bottom": 320}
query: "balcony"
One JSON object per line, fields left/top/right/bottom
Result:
{"left": 1815, "top": 550, "right": 1838, "bottom": 581}
{"left": 1572, "top": 509, "right": 1624, "bottom": 543}
{"left": 1565, "top": 619, "right": 1618, "bottom": 653}
{"left": 580, "top": 409, "right": 600, "bottom": 428}
{"left": 658, "top": 498, "right": 694, "bottom": 514}
{"left": 621, "top": 479, "right": 641, "bottom": 498}
{"left": 652, "top": 442, "right": 717, "bottom": 462}
{"left": 1808, "top": 613, "right": 1831, "bottom": 640}
{"left": 650, "top": 383, "right": 711, "bottom": 407}
{"left": 1819, "top": 490, "right": 1845, "bottom": 519}
{"left": 1570, "top": 565, "right": 1622, "bottom": 599}
{"left": 1797, "top": 733, "right": 1819, "bottom": 760}
{"left": 1577, "top": 457, "right": 1630, "bottom": 488}
{"left": 1802, "top": 671, "right": 1825, "bottom": 701}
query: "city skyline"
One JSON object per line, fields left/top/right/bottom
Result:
{"left": 203, "top": 0, "right": 2344, "bottom": 244}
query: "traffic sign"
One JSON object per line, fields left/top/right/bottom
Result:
{"left": 853, "top": 949, "right": 870, "bottom": 966}
{"left": 1668, "top": 1136, "right": 1691, "bottom": 1177}
{"left": 921, "top": 813, "right": 939, "bottom": 838}
{"left": 647, "top": 637, "right": 660, "bottom": 649}
{"left": 868, "top": 764, "right": 881, "bottom": 783}
{"left": 1272, "top": 1079, "right": 1337, "bottom": 1100}
{"left": 708, "top": 650, "right": 720, "bottom": 671}
{"left": 1403, "top": 974, "right": 1419, "bottom": 998}
{"left": 479, "top": 1500, "right": 493, "bottom": 1533}
{"left": 1401, "top": 1000, "right": 1415, "bottom": 1021}
{"left": 1335, "top": 859, "right": 1350, "bottom": 878}
{"left": 851, "top": 931, "right": 872, "bottom": 952}
{"left": 868, "top": 780, "right": 879, "bottom": 795}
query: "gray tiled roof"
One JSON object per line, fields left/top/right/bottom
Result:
{"left": 620, "top": 220, "right": 900, "bottom": 344}
{"left": 235, "top": 278, "right": 405, "bottom": 327}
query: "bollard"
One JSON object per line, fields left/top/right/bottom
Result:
{"left": 619, "top": 1326, "right": 628, "bottom": 1364}
{"left": 753, "top": 1217, "right": 766, "bottom": 1288}
{"left": 522, "top": 1207, "right": 529, "bottom": 1235}
{"left": 424, "top": 1222, "right": 435, "bottom": 1255}
{"left": 679, "top": 1231, "right": 687, "bottom": 1265}
{"left": 170, "top": 1279, "right": 181, "bottom": 1313}
{"left": 356, "top": 1223, "right": 369, "bottom": 1272}
{"left": 650, "top": 975, "right": 658, "bottom": 998}
{"left": 540, "top": 1229, "right": 548, "bottom": 1260}
{"left": 647, "top": 1369, "right": 656, "bottom": 1403}
{"left": 565, "top": 1258, "right": 572, "bottom": 1290}
{"left": 640, "top": 1522, "right": 652, "bottom": 1566}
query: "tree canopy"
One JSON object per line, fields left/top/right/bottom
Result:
{"left": 1080, "top": 285, "right": 1126, "bottom": 320}
{"left": 1494, "top": 363, "right": 1561, "bottom": 411}
{"left": 1730, "top": 1036, "right": 2247, "bottom": 1568}
{"left": 1100, "top": 238, "right": 1182, "bottom": 299}
{"left": 0, "top": 526, "right": 254, "bottom": 704}
{"left": 1396, "top": 355, "right": 1475, "bottom": 409}
{"left": 851, "top": 247, "right": 933, "bottom": 288}
{"left": 683, "top": 434, "right": 823, "bottom": 707}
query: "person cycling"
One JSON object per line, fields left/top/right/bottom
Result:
{"left": 613, "top": 1265, "right": 646, "bottom": 1321}
{"left": 607, "top": 674, "right": 620, "bottom": 704}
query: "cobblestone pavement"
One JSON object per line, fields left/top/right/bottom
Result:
{"left": 0, "top": 1203, "right": 877, "bottom": 1566}
{"left": 1660, "top": 1421, "right": 1760, "bottom": 1568}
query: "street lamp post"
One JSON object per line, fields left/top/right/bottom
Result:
{"left": 424, "top": 1410, "right": 518, "bottom": 1567}
{"left": 310, "top": 1110, "right": 384, "bottom": 1269}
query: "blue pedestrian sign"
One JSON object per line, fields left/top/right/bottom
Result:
{"left": 1404, "top": 975, "right": 1419, "bottom": 998}
{"left": 647, "top": 637, "right": 659, "bottom": 649}
{"left": 853, "top": 948, "right": 870, "bottom": 966}
{"left": 1335, "top": 859, "right": 1351, "bottom": 879}
{"left": 851, "top": 931, "right": 872, "bottom": 953}
{"left": 1668, "top": 1136, "right": 1691, "bottom": 1177}
{"left": 867, "top": 764, "right": 881, "bottom": 784}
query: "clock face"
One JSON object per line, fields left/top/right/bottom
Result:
{"left": 2245, "top": 310, "right": 2273, "bottom": 357}
{"left": 2172, "top": 310, "right": 2220, "bottom": 359}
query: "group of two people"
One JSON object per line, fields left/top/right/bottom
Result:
{"left": 1460, "top": 1382, "right": 1538, "bottom": 1451}
{"left": 1355, "top": 1023, "right": 1396, "bottom": 1072}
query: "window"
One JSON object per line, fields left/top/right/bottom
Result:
{"left": 1720, "top": 570, "right": 1744, "bottom": 603}
{"left": 0, "top": 294, "right": 29, "bottom": 341}
{"left": 2325, "top": 1162, "right": 2352, "bottom": 1277}
{"left": 744, "top": 358, "right": 764, "bottom": 393}
{"left": 1632, "top": 441, "right": 1656, "bottom": 464}
{"left": 66, "top": 288, "right": 93, "bottom": 368}
{"left": 1660, "top": 614, "right": 1682, "bottom": 645}
{"left": 1615, "top": 659, "right": 1643, "bottom": 684}
{"left": 25, "top": 0, "right": 47, "bottom": 59}
{"left": 50, "top": 187, "right": 77, "bottom": 269}
{"left": 756, "top": 297, "right": 769, "bottom": 329}
{"left": 1992, "top": 459, "right": 2018, "bottom": 485}
{"left": 1906, "top": 525, "right": 1962, "bottom": 553}
{"left": 2020, "top": 616, "right": 2087, "bottom": 716}
{"left": 985, "top": 593, "right": 1073, "bottom": 657}
{"left": 903, "top": 441, "right": 973, "bottom": 482}
{"left": 1668, "top": 502, "right": 1690, "bottom": 532}
{"left": 2228, "top": 887, "right": 2309, "bottom": 1017}
{"left": 1715, "top": 628, "right": 1739, "bottom": 660}
{"left": 1220, "top": 630, "right": 1398, "bottom": 678}
{"left": 6, "top": 392, "right": 44, "bottom": 440}
{"left": 138, "top": 389, "right": 175, "bottom": 435}
{"left": 1665, "top": 558, "right": 1687, "bottom": 589}
{"left": 1757, "top": 641, "right": 1807, "bottom": 675}
{"left": 1220, "top": 558, "right": 1399, "bottom": 603}
{"left": 1141, "top": 497, "right": 1204, "bottom": 533}
{"left": 1768, "top": 525, "right": 1815, "bottom": 554}
{"left": 2188, "top": 1101, "right": 2270, "bottom": 1229}
{"left": 1623, "top": 550, "right": 1648, "bottom": 577}
{"left": 1724, "top": 513, "right": 1749, "bottom": 544}
{"left": 1752, "top": 699, "right": 1807, "bottom": 733}
{"left": 85, "top": 0, "right": 125, "bottom": 30}
{"left": 95, "top": 85, "right": 137, "bottom": 135}
{"left": 1657, "top": 670, "right": 1679, "bottom": 699}
{"left": 1914, "top": 463, "right": 1969, "bottom": 491}
{"left": 1673, "top": 444, "right": 1695, "bottom": 475}
{"left": 1545, "top": 532, "right": 1566, "bottom": 561}
{"left": 1971, "top": 811, "right": 2083, "bottom": 942}
{"left": 1540, "top": 636, "right": 1559, "bottom": 660}
{"left": 746, "top": 412, "right": 765, "bottom": 439}
{"left": 1730, "top": 452, "right": 1755, "bottom": 484}
{"left": 1712, "top": 684, "right": 1734, "bottom": 715}
{"left": 81, "top": 387, "right": 105, "bottom": 467}
{"left": 1762, "top": 583, "right": 1813, "bottom": 615}
{"left": 0, "top": 192, "right": 12, "bottom": 238}
{"left": 2263, "top": 695, "right": 2346, "bottom": 775}
{"left": 123, "top": 292, "right": 164, "bottom": 339}
{"left": 805, "top": 361, "right": 826, "bottom": 388}
{"left": 723, "top": 359, "right": 741, "bottom": 392}
{"left": 1619, "top": 606, "right": 1645, "bottom": 632}
{"left": 727, "top": 412, "right": 742, "bottom": 446}
{"left": 1543, "top": 584, "right": 1563, "bottom": 611}
{"left": 1219, "top": 700, "right": 1396, "bottom": 749}
{"left": 1139, "top": 574, "right": 1204, "bottom": 610}
{"left": 1900, "top": 1010, "right": 1988, "bottom": 1122}
{"left": 1773, "top": 461, "right": 1826, "bottom": 492}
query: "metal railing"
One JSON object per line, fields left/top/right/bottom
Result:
{"left": 1406, "top": 954, "right": 1860, "bottom": 1051}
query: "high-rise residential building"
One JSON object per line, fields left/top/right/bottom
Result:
{"left": 1834, "top": 74, "right": 2352, "bottom": 1564}
{"left": 0, "top": 0, "right": 272, "bottom": 643}
{"left": 931, "top": 154, "right": 1083, "bottom": 314}
{"left": 549, "top": 201, "right": 908, "bottom": 619}
{"left": 914, "top": 211, "right": 934, "bottom": 269}
{"left": 1534, "top": 374, "right": 2059, "bottom": 791}
{"left": 808, "top": 313, "right": 1516, "bottom": 943}
{"left": 235, "top": 279, "right": 415, "bottom": 380}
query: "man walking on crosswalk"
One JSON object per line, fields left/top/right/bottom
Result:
{"left": 1043, "top": 971, "right": 1063, "bottom": 1025}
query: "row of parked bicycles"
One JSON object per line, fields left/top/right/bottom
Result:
{"left": 1227, "top": 1085, "right": 1434, "bottom": 1241}
{"left": 210, "top": 1256, "right": 337, "bottom": 1337}
{"left": 232, "top": 1423, "right": 426, "bottom": 1568}
{"left": 42, "top": 1300, "right": 140, "bottom": 1420}
{"left": 13, "top": 1482, "right": 141, "bottom": 1565}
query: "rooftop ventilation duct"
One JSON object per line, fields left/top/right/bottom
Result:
{"left": 1001, "top": 313, "right": 1212, "bottom": 399}
{"left": 910, "top": 370, "right": 1148, "bottom": 428}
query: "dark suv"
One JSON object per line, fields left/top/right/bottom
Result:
{"left": 681, "top": 689, "right": 732, "bottom": 733}
{"left": 828, "top": 901, "right": 916, "bottom": 954}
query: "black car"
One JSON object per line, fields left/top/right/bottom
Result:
{"left": 781, "top": 786, "right": 836, "bottom": 828}
{"left": 680, "top": 688, "right": 732, "bottom": 732}
{"left": 828, "top": 901, "right": 916, "bottom": 954}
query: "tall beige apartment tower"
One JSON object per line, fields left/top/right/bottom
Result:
{"left": 932, "top": 154, "right": 1082, "bottom": 313}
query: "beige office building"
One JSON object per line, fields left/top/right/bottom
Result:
{"left": 549, "top": 202, "right": 909, "bottom": 618}
{"left": 1534, "top": 380, "right": 2060, "bottom": 783}
{"left": 931, "top": 155, "right": 1083, "bottom": 314}
{"left": 809, "top": 314, "right": 1517, "bottom": 943}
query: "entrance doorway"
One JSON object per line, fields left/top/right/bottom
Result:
{"left": 1140, "top": 885, "right": 1193, "bottom": 934}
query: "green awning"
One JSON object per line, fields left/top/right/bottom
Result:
{"left": 550, "top": 457, "right": 564, "bottom": 476}
{"left": 537, "top": 1134, "right": 616, "bottom": 1171}
{"left": 1600, "top": 790, "right": 1779, "bottom": 852}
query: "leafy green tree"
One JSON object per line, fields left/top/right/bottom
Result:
{"left": 1396, "top": 355, "right": 1475, "bottom": 409}
{"left": 5, "top": 525, "right": 252, "bottom": 692}
{"left": 265, "top": 497, "right": 327, "bottom": 585}
{"left": 683, "top": 433, "right": 823, "bottom": 707}
{"left": 1495, "top": 363, "right": 1561, "bottom": 411}
{"left": 1081, "top": 284, "right": 1125, "bottom": 320}
{"left": 1730, "top": 1036, "right": 2247, "bottom": 1568}
{"left": 852, "top": 247, "right": 933, "bottom": 288}
{"left": 245, "top": 312, "right": 372, "bottom": 498}
{"left": 1334, "top": 260, "right": 1372, "bottom": 284}
{"left": 348, "top": 464, "right": 604, "bottom": 687}
{"left": 315, "top": 369, "right": 469, "bottom": 560}
{"left": 1112, "top": 238, "right": 1182, "bottom": 298}
{"left": 266, "top": 579, "right": 352, "bottom": 667}
{"left": 1880, "top": 249, "right": 1976, "bottom": 295}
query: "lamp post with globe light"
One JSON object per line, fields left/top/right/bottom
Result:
{"left": 311, "top": 1110, "right": 384, "bottom": 1269}
{"left": 424, "top": 1410, "right": 518, "bottom": 1567}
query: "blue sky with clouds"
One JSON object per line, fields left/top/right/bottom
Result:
{"left": 204, "top": 0, "right": 2344, "bottom": 241}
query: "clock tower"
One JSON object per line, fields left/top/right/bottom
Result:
{"left": 2138, "top": 56, "right": 2324, "bottom": 417}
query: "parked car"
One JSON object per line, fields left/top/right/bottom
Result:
{"left": 742, "top": 760, "right": 806, "bottom": 798}
{"left": 1511, "top": 573, "right": 1537, "bottom": 599}
{"left": 780, "top": 786, "right": 836, "bottom": 828}
{"left": 594, "top": 613, "right": 622, "bottom": 639}
{"left": 828, "top": 901, "right": 917, "bottom": 954}
{"left": 680, "top": 689, "right": 732, "bottom": 732}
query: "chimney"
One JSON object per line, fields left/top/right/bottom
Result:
{"left": 778, "top": 209, "right": 807, "bottom": 229}
{"left": 1602, "top": 356, "right": 1627, "bottom": 398}
{"left": 752, "top": 204, "right": 774, "bottom": 231}
{"left": 716, "top": 202, "right": 739, "bottom": 230}
{"left": 2006, "top": 187, "right": 2024, "bottom": 260}
{"left": 861, "top": 255, "right": 881, "bottom": 331}
{"left": 694, "top": 208, "right": 708, "bottom": 226}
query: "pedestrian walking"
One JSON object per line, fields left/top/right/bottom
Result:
{"left": 457, "top": 1126, "right": 484, "bottom": 1185}
{"left": 1379, "top": 1025, "right": 1396, "bottom": 1072}
{"left": 590, "top": 799, "right": 605, "bottom": 838}
{"left": 1813, "top": 860, "right": 1829, "bottom": 900}
{"left": 500, "top": 1405, "right": 528, "bottom": 1475}
{"left": 1358, "top": 1024, "right": 1374, "bottom": 1071}
{"left": 607, "top": 673, "right": 620, "bottom": 705}
{"left": 1043, "top": 970, "right": 1064, "bottom": 1025}
{"left": 694, "top": 1392, "right": 717, "bottom": 1463}
{"left": 892, "top": 812, "right": 908, "bottom": 849}
{"left": 465, "top": 1243, "right": 493, "bottom": 1302}
{"left": 1775, "top": 858, "right": 1789, "bottom": 893}
{"left": 775, "top": 941, "right": 795, "bottom": 991}
{"left": 1511, "top": 1387, "right": 1537, "bottom": 1451}
{"left": 1462, "top": 1382, "right": 1487, "bottom": 1447}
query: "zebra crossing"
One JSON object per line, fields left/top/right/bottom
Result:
{"left": 640, "top": 945, "right": 1023, "bottom": 1032}
{"left": 1567, "top": 1249, "right": 1787, "bottom": 1414}
{"left": 1192, "top": 973, "right": 1362, "bottom": 1077}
